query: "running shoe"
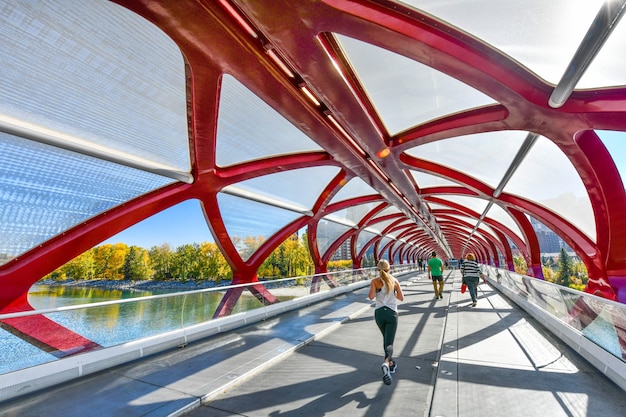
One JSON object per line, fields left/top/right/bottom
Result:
{"left": 389, "top": 360, "right": 397, "bottom": 374}
{"left": 381, "top": 362, "right": 392, "bottom": 385}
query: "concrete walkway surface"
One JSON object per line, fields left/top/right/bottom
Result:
{"left": 1, "top": 270, "right": 625, "bottom": 417}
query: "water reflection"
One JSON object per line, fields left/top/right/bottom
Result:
{"left": 0, "top": 285, "right": 297, "bottom": 375}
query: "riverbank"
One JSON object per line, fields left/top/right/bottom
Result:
{"left": 34, "top": 278, "right": 234, "bottom": 292}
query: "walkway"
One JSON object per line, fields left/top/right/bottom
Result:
{"left": 1, "top": 270, "right": 625, "bottom": 416}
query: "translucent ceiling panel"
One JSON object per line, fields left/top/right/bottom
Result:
{"left": 0, "top": 0, "right": 189, "bottom": 171}
{"left": 0, "top": 134, "right": 174, "bottom": 264}
{"left": 367, "top": 219, "right": 399, "bottom": 235}
{"left": 597, "top": 130, "right": 626, "bottom": 189}
{"left": 503, "top": 136, "right": 596, "bottom": 241}
{"left": 216, "top": 75, "right": 323, "bottom": 167}
{"left": 577, "top": 13, "right": 626, "bottom": 88}
{"left": 410, "top": 170, "right": 461, "bottom": 189}
{"left": 405, "top": 131, "right": 527, "bottom": 189}
{"left": 379, "top": 236, "right": 395, "bottom": 253}
{"left": 434, "top": 195, "right": 489, "bottom": 218}
{"left": 233, "top": 166, "right": 340, "bottom": 211}
{"left": 440, "top": 213, "right": 479, "bottom": 229}
{"left": 335, "top": 34, "right": 496, "bottom": 136}
{"left": 356, "top": 230, "right": 379, "bottom": 255}
{"left": 317, "top": 219, "right": 353, "bottom": 258}
{"left": 331, "top": 204, "right": 379, "bottom": 226}
{"left": 371, "top": 206, "right": 402, "bottom": 220}
{"left": 483, "top": 203, "right": 524, "bottom": 241}
{"left": 400, "top": 0, "right": 605, "bottom": 84}
{"left": 102, "top": 200, "right": 213, "bottom": 249}
{"left": 216, "top": 193, "right": 302, "bottom": 261}
{"left": 329, "top": 177, "right": 379, "bottom": 204}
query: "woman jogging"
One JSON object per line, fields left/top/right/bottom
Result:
{"left": 368, "top": 259, "right": 404, "bottom": 385}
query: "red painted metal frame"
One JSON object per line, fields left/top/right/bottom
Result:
{"left": 1, "top": 0, "right": 626, "bottom": 355}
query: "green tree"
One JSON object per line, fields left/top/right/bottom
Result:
{"left": 171, "top": 243, "right": 203, "bottom": 281}
{"left": 556, "top": 248, "right": 573, "bottom": 287}
{"left": 123, "top": 246, "right": 152, "bottom": 281}
{"left": 200, "top": 242, "right": 231, "bottom": 283}
{"left": 149, "top": 244, "right": 173, "bottom": 280}
{"left": 61, "top": 249, "right": 96, "bottom": 281}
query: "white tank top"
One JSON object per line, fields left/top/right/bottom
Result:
{"left": 375, "top": 279, "right": 398, "bottom": 312}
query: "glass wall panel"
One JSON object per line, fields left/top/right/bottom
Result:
{"left": 504, "top": 136, "right": 596, "bottom": 241}
{"left": 216, "top": 193, "right": 302, "bottom": 261}
{"left": 335, "top": 34, "right": 495, "bottom": 136}
{"left": 597, "top": 130, "right": 626, "bottom": 189}
{"left": 317, "top": 219, "right": 353, "bottom": 258}
{"left": 405, "top": 131, "right": 527, "bottom": 189}
{"left": 400, "top": 0, "right": 605, "bottom": 85}
{"left": 216, "top": 75, "right": 323, "bottom": 167}
{"left": 356, "top": 230, "right": 379, "bottom": 255}
{"left": 0, "top": 0, "right": 189, "bottom": 170}
{"left": 0, "top": 134, "right": 173, "bottom": 264}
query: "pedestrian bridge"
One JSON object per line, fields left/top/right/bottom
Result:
{"left": 1, "top": 268, "right": 625, "bottom": 416}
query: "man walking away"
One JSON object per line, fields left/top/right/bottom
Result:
{"left": 428, "top": 251, "right": 444, "bottom": 299}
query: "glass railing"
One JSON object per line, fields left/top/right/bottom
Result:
{"left": 483, "top": 266, "right": 626, "bottom": 362}
{"left": 0, "top": 264, "right": 418, "bottom": 375}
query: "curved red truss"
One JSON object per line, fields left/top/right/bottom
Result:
{"left": 1, "top": 0, "right": 626, "bottom": 328}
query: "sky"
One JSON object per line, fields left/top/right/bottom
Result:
{"left": 101, "top": 199, "right": 214, "bottom": 249}
{"left": 101, "top": 131, "right": 626, "bottom": 250}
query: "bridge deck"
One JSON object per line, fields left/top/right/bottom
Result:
{"left": 1, "top": 270, "right": 625, "bottom": 417}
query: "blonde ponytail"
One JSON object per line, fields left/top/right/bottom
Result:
{"left": 377, "top": 259, "right": 393, "bottom": 291}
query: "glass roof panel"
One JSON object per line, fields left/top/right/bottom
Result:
{"left": 233, "top": 166, "right": 340, "bottom": 211}
{"left": 433, "top": 195, "right": 489, "bottom": 218}
{"left": 0, "top": 0, "right": 189, "bottom": 171}
{"left": 440, "top": 213, "right": 479, "bottom": 229}
{"left": 216, "top": 75, "right": 323, "bottom": 167}
{"left": 329, "top": 177, "right": 379, "bottom": 204}
{"left": 371, "top": 205, "right": 402, "bottom": 220}
{"left": 410, "top": 170, "right": 461, "bottom": 189}
{"left": 368, "top": 218, "right": 399, "bottom": 234}
{"left": 335, "top": 34, "right": 496, "bottom": 136}
{"left": 597, "top": 130, "right": 626, "bottom": 189}
{"left": 0, "top": 133, "right": 174, "bottom": 264}
{"left": 503, "top": 136, "right": 596, "bottom": 241}
{"left": 577, "top": 11, "right": 626, "bottom": 89}
{"left": 483, "top": 203, "right": 524, "bottom": 241}
{"left": 317, "top": 219, "right": 353, "bottom": 258}
{"left": 331, "top": 203, "right": 380, "bottom": 225}
{"left": 405, "top": 131, "right": 527, "bottom": 189}
{"left": 399, "top": 0, "right": 605, "bottom": 85}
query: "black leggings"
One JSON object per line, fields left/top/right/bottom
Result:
{"left": 375, "top": 306, "right": 398, "bottom": 359}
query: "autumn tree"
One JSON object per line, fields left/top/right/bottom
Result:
{"left": 513, "top": 255, "right": 527, "bottom": 275}
{"left": 92, "top": 243, "right": 128, "bottom": 280}
{"left": 149, "top": 244, "right": 173, "bottom": 280}
{"left": 200, "top": 242, "right": 231, "bottom": 283}
{"left": 123, "top": 246, "right": 152, "bottom": 281}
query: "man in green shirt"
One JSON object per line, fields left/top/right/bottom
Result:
{"left": 427, "top": 251, "right": 445, "bottom": 299}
